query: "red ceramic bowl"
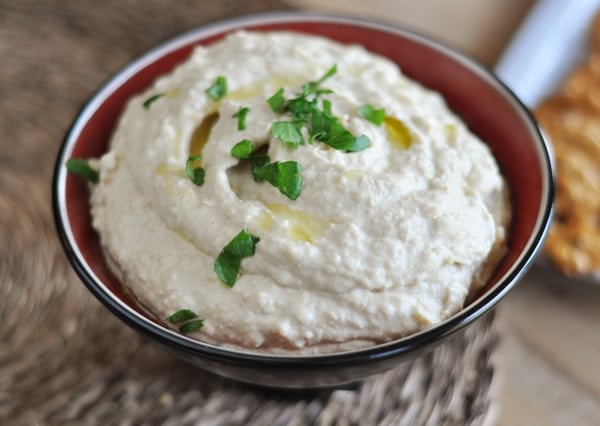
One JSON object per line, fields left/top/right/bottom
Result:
{"left": 53, "top": 12, "right": 554, "bottom": 389}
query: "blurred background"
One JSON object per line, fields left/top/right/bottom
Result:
{"left": 291, "top": 0, "right": 535, "bottom": 65}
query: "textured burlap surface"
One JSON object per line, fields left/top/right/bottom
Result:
{"left": 0, "top": 1, "right": 500, "bottom": 424}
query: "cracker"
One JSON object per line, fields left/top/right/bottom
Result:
{"left": 535, "top": 42, "right": 600, "bottom": 276}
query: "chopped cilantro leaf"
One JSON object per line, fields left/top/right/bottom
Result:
{"left": 214, "top": 229, "right": 260, "bottom": 287}
{"left": 179, "top": 319, "right": 204, "bottom": 333}
{"left": 168, "top": 309, "right": 199, "bottom": 323}
{"left": 310, "top": 108, "right": 371, "bottom": 152}
{"left": 276, "top": 161, "right": 303, "bottom": 200}
{"left": 325, "top": 128, "right": 371, "bottom": 152}
{"left": 249, "top": 154, "right": 271, "bottom": 181}
{"left": 206, "top": 76, "right": 227, "bottom": 100}
{"left": 267, "top": 88, "right": 286, "bottom": 113}
{"left": 286, "top": 97, "right": 317, "bottom": 122}
{"left": 185, "top": 155, "right": 205, "bottom": 186}
{"left": 225, "top": 230, "right": 260, "bottom": 257}
{"left": 252, "top": 162, "right": 279, "bottom": 186}
{"left": 143, "top": 93, "right": 165, "bottom": 109}
{"left": 359, "top": 104, "right": 386, "bottom": 126}
{"left": 167, "top": 309, "right": 204, "bottom": 333}
{"left": 322, "top": 99, "right": 332, "bottom": 115}
{"left": 300, "top": 84, "right": 334, "bottom": 97}
{"left": 271, "top": 121, "right": 304, "bottom": 148}
{"left": 214, "top": 251, "right": 241, "bottom": 287}
{"left": 66, "top": 158, "right": 99, "bottom": 183}
{"left": 232, "top": 107, "right": 250, "bottom": 130}
{"left": 230, "top": 147, "right": 271, "bottom": 183}
{"left": 253, "top": 160, "right": 303, "bottom": 200}
{"left": 231, "top": 140, "right": 255, "bottom": 159}
{"left": 309, "top": 107, "right": 334, "bottom": 138}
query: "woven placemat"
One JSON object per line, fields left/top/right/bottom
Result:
{"left": 0, "top": 1, "right": 500, "bottom": 424}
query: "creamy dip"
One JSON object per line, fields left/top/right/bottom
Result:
{"left": 90, "top": 31, "right": 510, "bottom": 353}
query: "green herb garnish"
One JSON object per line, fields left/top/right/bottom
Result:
{"left": 214, "top": 229, "right": 260, "bottom": 287}
{"left": 230, "top": 140, "right": 272, "bottom": 183}
{"left": 286, "top": 97, "right": 318, "bottom": 122}
{"left": 206, "top": 76, "right": 227, "bottom": 100}
{"left": 358, "top": 104, "right": 386, "bottom": 126}
{"left": 253, "top": 160, "right": 303, "bottom": 200}
{"left": 168, "top": 309, "right": 199, "bottom": 323}
{"left": 268, "top": 65, "right": 370, "bottom": 153}
{"left": 299, "top": 64, "right": 337, "bottom": 97}
{"left": 224, "top": 66, "right": 373, "bottom": 206}
{"left": 185, "top": 155, "right": 205, "bottom": 186}
{"left": 317, "top": 64, "right": 338, "bottom": 84}
{"left": 322, "top": 99, "right": 332, "bottom": 115}
{"left": 271, "top": 121, "right": 304, "bottom": 148}
{"left": 231, "top": 139, "right": 255, "bottom": 159}
{"left": 232, "top": 107, "right": 250, "bottom": 130}
{"left": 167, "top": 309, "right": 204, "bottom": 333}
{"left": 267, "top": 88, "right": 286, "bottom": 113}
{"left": 274, "top": 66, "right": 336, "bottom": 124}
{"left": 179, "top": 319, "right": 204, "bottom": 333}
{"left": 143, "top": 93, "right": 165, "bottom": 109}
{"left": 66, "top": 158, "right": 99, "bottom": 183}
{"left": 249, "top": 154, "right": 270, "bottom": 181}
{"left": 310, "top": 108, "right": 371, "bottom": 152}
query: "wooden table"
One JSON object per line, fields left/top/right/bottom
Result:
{"left": 290, "top": 1, "right": 600, "bottom": 424}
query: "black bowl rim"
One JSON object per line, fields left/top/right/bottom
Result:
{"left": 52, "top": 11, "right": 555, "bottom": 367}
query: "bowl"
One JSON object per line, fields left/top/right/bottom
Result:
{"left": 53, "top": 12, "right": 554, "bottom": 389}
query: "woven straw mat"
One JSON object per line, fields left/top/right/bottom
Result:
{"left": 0, "top": 1, "right": 500, "bottom": 425}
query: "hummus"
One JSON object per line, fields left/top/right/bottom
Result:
{"left": 90, "top": 31, "right": 510, "bottom": 353}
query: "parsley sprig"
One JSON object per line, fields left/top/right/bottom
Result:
{"left": 214, "top": 229, "right": 260, "bottom": 287}
{"left": 267, "top": 65, "right": 371, "bottom": 153}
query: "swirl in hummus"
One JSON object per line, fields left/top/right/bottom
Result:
{"left": 88, "top": 31, "right": 510, "bottom": 354}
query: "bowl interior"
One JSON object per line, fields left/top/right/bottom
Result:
{"left": 58, "top": 15, "right": 552, "bottom": 353}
